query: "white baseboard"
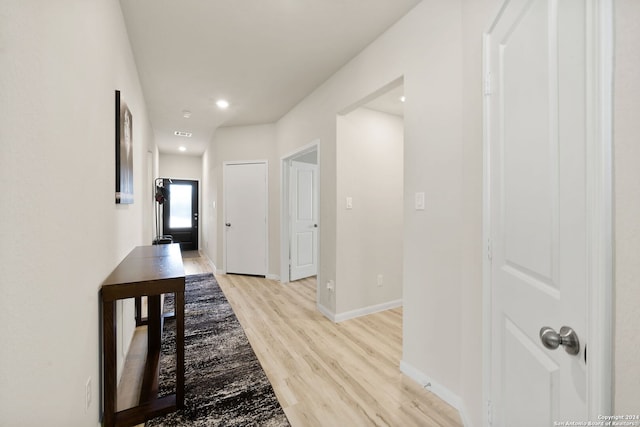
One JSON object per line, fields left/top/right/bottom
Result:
{"left": 266, "top": 273, "right": 280, "bottom": 281}
{"left": 333, "top": 299, "right": 402, "bottom": 323}
{"left": 203, "top": 253, "right": 222, "bottom": 274}
{"left": 316, "top": 299, "right": 402, "bottom": 323}
{"left": 316, "top": 303, "right": 335, "bottom": 322}
{"left": 400, "top": 360, "right": 472, "bottom": 427}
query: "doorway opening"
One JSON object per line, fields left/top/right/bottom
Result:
{"left": 161, "top": 179, "right": 199, "bottom": 251}
{"left": 333, "top": 77, "right": 404, "bottom": 320}
{"left": 281, "top": 142, "right": 320, "bottom": 285}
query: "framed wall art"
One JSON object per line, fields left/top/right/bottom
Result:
{"left": 115, "top": 90, "right": 133, "bottom": 204}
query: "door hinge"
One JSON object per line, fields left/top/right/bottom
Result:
{"left": 487, "top": 238, "right": 492, "bottom": 261}
{"left": 487, "top": 399, "right": 493, "bottom": 426}
{"left": 484, "top": 72, "right": 492, "bottom": 96}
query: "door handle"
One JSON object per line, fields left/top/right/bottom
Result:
{"left": 539, "top": 326, "right": 580, "bottom": 355}
{"left": 225, "top": 223, "right": 231, "bottom": 227}
{"left": 313, "top": 224, "right": 318, "bottom": 228}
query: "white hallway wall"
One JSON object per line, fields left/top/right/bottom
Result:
{"left": 613, "top": 0, "right": 640, "bottom": 414}
{"left": 0, "top": 0, "right": 155, "bottom": 425}
{"left": 160, "top": 153, "right": 203, "bottom": 182}
{"left": 336, "top": 107, "right": 404, "bottom": 316}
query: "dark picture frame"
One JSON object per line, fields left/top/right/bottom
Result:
{"left": 115, "top": 90, "right": 134, "bottom": 204}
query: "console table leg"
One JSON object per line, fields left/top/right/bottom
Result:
{"left": 102, "top": 300, "right": 117, "bottom": 427}
{"left": 147, "top": 295, "right": 161, "bottom": 359}
{"left": 176, "top": 290, "right": 185, "bottom": 408}
{"left": 139, "top": 295, "right": 162, "bottom": 404}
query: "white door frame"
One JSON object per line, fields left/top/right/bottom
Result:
{"left": 223, "top": 160, "right": 269, "bottom": 276}
{"left": 481, "top": 1, "right": 614, "bottom": 424}
{"left": 280, "top": 140, "right": 320, "bottom": 283}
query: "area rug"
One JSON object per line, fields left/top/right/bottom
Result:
{"left": 146, "top": 273, "right": 290, "bottom": 427}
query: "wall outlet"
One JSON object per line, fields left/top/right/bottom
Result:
{"left": 326, "top": 280, "right": 335, "bottom": 291}
{"left": 85, "top": 377, "right": 92, "bottom": 411}
{"left": 377, "top": 274, "right": 383, "bottom": 287}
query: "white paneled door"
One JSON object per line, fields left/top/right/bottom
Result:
{"left": 485, "top": 0, "right": 606, "bottom": 425}
{"left": 289, "top": 161, "right": 318, "bottom": 281}
{"left": 224, "top": 162, "right": 267, "bottom": 276}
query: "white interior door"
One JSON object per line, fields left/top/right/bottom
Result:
{"left": 289, "top": 161, "right": 318, "bottom": 281}
{"left": 486, "top": 0, "right": 595, "bottom": 424}
{"left": 224, "top": 162, "right": 267, "bottom": 276}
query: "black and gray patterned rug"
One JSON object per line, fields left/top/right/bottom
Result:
{"left": 146, "top": 273, "right": 290, "bottom": 426}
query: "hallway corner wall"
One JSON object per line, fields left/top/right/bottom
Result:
{"left": 0, "top": 1, "right": 156, "bottom": 424}
{"left": 613, "top": 0, "right": 640, "bottom": 413}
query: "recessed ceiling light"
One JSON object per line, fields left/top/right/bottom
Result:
{"left": 179, "top": 146, "right": 186, "bottom": 152}
{"left": 400, "top": 96, "right": 406, "bottom": 103}
{"left": 174, "top": 131, "right": 192, "bottom": 137}
{"left": 216, "top": 99, "right": 230, "bottom": 109}
{"left": 182, "top": 110, "right": 191, "bottom": 119}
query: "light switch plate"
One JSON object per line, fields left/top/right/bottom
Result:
{"left": 346, "top": 196, "right": 353, "bottom": 209}
{"left": 415, "top": 192, "right": 425, "bottom": 210}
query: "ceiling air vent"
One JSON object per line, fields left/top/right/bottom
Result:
{"left": 174, "top": 131, "right": 192, "bottom": 137}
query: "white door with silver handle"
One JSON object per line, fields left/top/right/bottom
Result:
{"left": 484, "top": 0, "right": 605, "bottom": 424}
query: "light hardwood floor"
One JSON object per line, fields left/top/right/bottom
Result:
{"left": 118, "top": 251, "right": 462, "bottom": 426}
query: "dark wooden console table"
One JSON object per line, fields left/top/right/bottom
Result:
{"left": 101, "top": 244, "right": 185, "bottom": 427}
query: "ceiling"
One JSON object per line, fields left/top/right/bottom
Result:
{"left": 119, "top": 0, "right": 420, "bottom": 155}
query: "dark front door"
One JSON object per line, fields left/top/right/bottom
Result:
{"left": 162, "top": 179, "right": 198, "bottom": 251}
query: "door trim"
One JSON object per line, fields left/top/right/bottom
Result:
{"left": 222, "top": 160, "right": 269, "bottom": 276}
{"left": 584, "top": 0, "right": 614, "bottom": 416}
{"left": 481, "top": 1, "right": 613, "bottom": 424}
{"left": 280, "top": 140, "right": 320, "bottom": 283}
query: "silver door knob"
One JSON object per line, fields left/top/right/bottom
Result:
{"left": 539, "top": 326, "right": 580, "bottom": 355}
